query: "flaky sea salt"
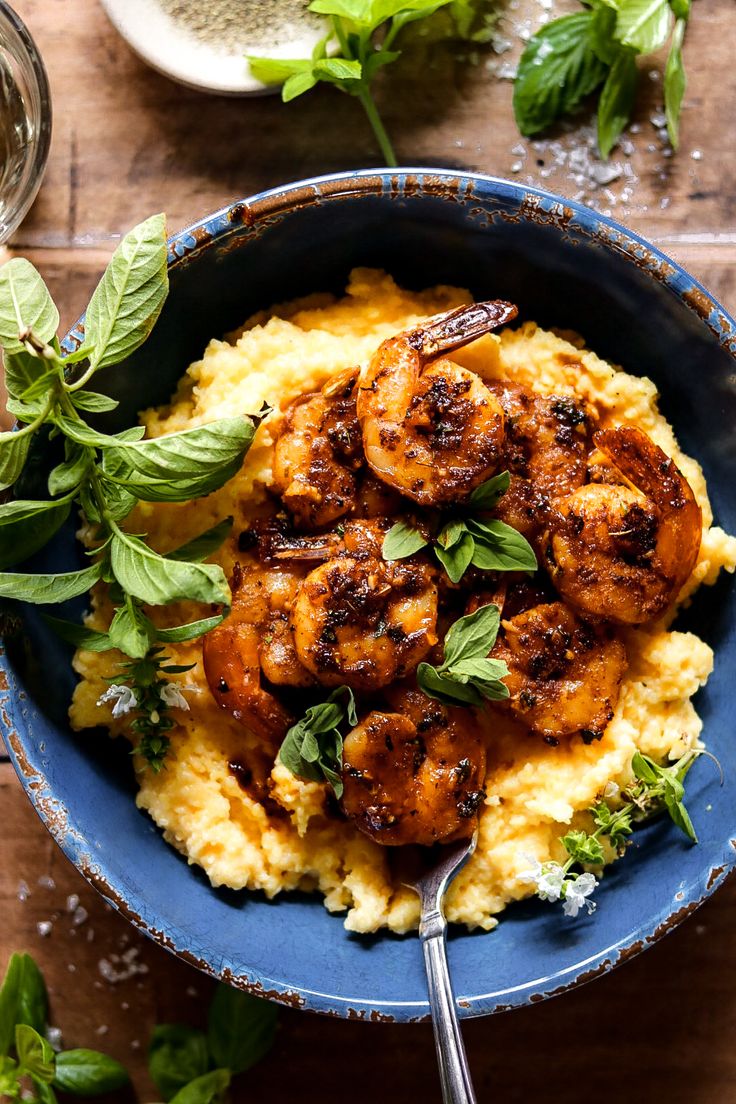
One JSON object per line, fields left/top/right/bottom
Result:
{"left": 36, "top": 920, "right": 52, "bottom": 937}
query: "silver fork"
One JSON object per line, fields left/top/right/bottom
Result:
{"left": 398, "top": 834, "right": 478, "bottom": 1104}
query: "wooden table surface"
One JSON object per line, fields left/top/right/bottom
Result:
{"left": 2, "top": 1, "right": 736, "bottom": 1101}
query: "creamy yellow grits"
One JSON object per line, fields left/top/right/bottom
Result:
{"left": 69, "top": 268, "right": 736, "bottom": 933}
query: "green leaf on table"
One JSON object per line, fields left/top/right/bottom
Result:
{"left": 15, "top": 1025, "right": 55, "bottom": 1084}
{"left": 168, "top": 1069, "right": 231, "bottom": 1104}
{"left": 466, "top": 519, "right": 537, "bottom": 572}
{"left": 433, "top": 530, "right": 475, "bottom": 583}
{"left": 108, "top": 600, "right": 156, "bottom": 659}
{"left": 616, "top": 0, "right": 671, "bottom": 53}
{"left": 155, "top": 614, "right": 225, "bottom": 643}
{"left": 597, "top": 48, "right": 639, "bottom": 158}
{"left": 382, "top": 521, "right": 429, "bottom": 561}
{"left": 0, "top": 562, "right": 102, "bottom": 604}
{"left": 69, "top": 390, "right": 120, "bottom": 414}
{"left": 166, "top": 518, "right": 233, "bottom": 562}
{"left": 664, "top": 18, "right": 686, "bottom": 148}
{"left": 0, "top": 259, "right": 59, "bottom": 354}
{"left": 0, "top": 428, "right": 34, "bottom": 491}
{"left": 207, "top": 984, "right": 279, "bottom": 1075}
{"left": 83, "top": 212, "right": 168, "bottom": 374}
{"left": 42, "top": 615, "right": 113, "bottom": 652}
{"left": 0, "top": 954, "right": 47, "bottom": 1056}
{"left": 513, "top": 12, "right": 608, "bottom": 136}
{"left": 0, "top": 498, "right": 71, "bottom": 569}
{"left": 110, "top": 531, "right": 230, "bottom": 608}
{"left": 468, "top": 470, "right": 510, "bottom": 510}
{"left": 53, "top": 1049, "right": 129, "bottom": 1096}
{"left": 279, "top": 686, "right": 356, "bottom": 797}
{"left": 148, "top": 1024, "right": 209, "bottom": 1101}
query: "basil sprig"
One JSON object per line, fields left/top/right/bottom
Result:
{"left": 0, "top": 215, "right": 267, "bottom": 659}
{"left": 279, "top": 686, "right": 358, "bottom": 797}
{"left": 417, "top": 603, "right": 510, "bottom": 707}
{"left": 513, "top": 0, "right": 691, "bottom": 158}
{"left": 382, "top": 471, "right": 537, "bottom": 584}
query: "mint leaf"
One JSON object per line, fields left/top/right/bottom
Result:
{"left": 207, "top": 985, "right": 278, "bottom": 1075}
{"left": 0, "top": 562, "right": 102, "bottom": 604}
{"left": 0, "top": 259, "right": 59, "bottom": 354}
{"left": 513, "top": 12, "right": 608, "bottom": 136}
{"left": 0, "top": 497, "right": 71, "bottom": 569}
{"left": 382, "top": 521, "right": 429, "bottom": 561}
{"left": 616, "top": 0, "right": 671, "bottom": 53}
{"left": 110, "top": 532, "right": 230, "bottom": 608}
{"left": 597, "top": 48, "right": 638, "bottom": 158}
{"left": 83, "top": 213, "right": 168, "bottom": 373}
{"left": 53, "top": 1050, "right": 129, "bottom": 1096}
{"left": 148, "top": 1025, "right": 208, "bottom": 1101}
{"left": 664, "top": 18, "right": 686, "bottom": 148}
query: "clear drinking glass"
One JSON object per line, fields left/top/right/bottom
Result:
{"left": 0, "top": 2, "right": 51, "bottom": 243}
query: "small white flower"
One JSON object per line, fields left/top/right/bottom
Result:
{"left": 516, "top": 854, "right": 543, "bottom": 885}
{"left": 517, "top": 855, "right": 565, "bottom": 902}
{"left": 97, "top": 684, "right": 138, "bottom": 718}
{"left": 562, "top": 872, "right": 598, "bottom": 918}
{"left": 160, "top": 682, "right": 191, "bottom": 711}
{"left": 603, "top": 780, "right": 620, "bottom": 799}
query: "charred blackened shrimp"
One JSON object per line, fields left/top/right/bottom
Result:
{"left": 291, "top": 529, "right": 438, "bottom": 690}
{"left": 544, "top": 425, "right": 702, "bottom": 624}
{"left": 490, "top": 601, "right": 627, "bottom": 742}
{"left": 341, "top": 685, "right": 487, "bottom": 845}
{"left": 272, "top": 368, "right": 362, "bottom": 528}
{"left": 357, "top": 301, "right": 517, "bottom": 505}
{"left": 203, "top": 562, "right": 315, "bottom": 743}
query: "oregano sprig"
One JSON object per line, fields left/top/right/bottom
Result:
{"left": 278, "top": 686, "right": 358, "bottom": 796}
{"left": 416, "top": 602, "right": 510, "bottom": 707}
{"left": 382, "top": 471, "right": 537, "bottom": 583}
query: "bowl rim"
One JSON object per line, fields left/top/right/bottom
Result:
{"left": 3, "top": 167, "right": 736, "bottom": 1021}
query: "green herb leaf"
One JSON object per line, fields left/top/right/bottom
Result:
{"left": 417, "top": 603, "right": 509, "bottom": 707}
{"left": 0, "top": 954, "right": 46, "bottom": 1056}
{"left": 561, "top": 828, "right": 606, "bottom": 865}
{"left": 513, "top": 12, "right": 608, "bottom": 136}
{"left": 207, "top": 985, "right": 278, "bottom": 1075}
{"left": 631, "top": 750, "right": 659, "bottom": 785}
{"left": 83, "top": 213, "right": 168, "bottom": 374}
{"left": 168, "top": 1069, "right": 231, "bottom": 1104}
{"left": 48, "top": 441, "right": 91, "bottom": 496}
{"left": 52, "top": 1050, "right": 129, "bottom": 1096}
{"left": 436, "top": 519, "right": 466, "bottom": 550}
{"left": 434, "top": 530, "right": 475, "bottom": 583}
{"left": 382, "top": 521, "right": 429, "bottom": 561}
{"left": 597, "top": 48, "right": 638, "bottom": 158}
{"left": 155, "top": 614, "right": 225, "bottom": 643}
{"left": 468, "top": 470, "right": 510, "bottom": 510}
{"left": 101, "top": 416, "right": 257, "bottom": 502}
{"left": 3, "top": 350, "right": 47, "bottom": 401}
{"left": 664, "top": 18, "right": 686, "bottom": 148}
{"left": 69, "top": 390, "right": 119, "bottom": 414}
{"left": 668, "top": 0, "right": 689, "bottom": 18}
{"left": 0, "top": 1055, "right": 20, "bottom": 1099}
{"left": 148, "top": 1025, "right": 209, "bottom": 1101}
{"left": 247, "top": 56, "right": 311, "bottom": 85}
{"left": 313, "top": 57, "right": 362, "bottom": 83}
{"left": 279, "top": 686, "right": 356, "bottom": 796}
{"left": 664, "top": 792, "right": 697, "bottom": 842}
{"left": 416, "top": 662, "right": 484, "bottom": 706}
{"left": 108, "top": 600, "right": 156, "bottom": 659}
{"left": 0, "top": 562, "right": 102, "bottom": 604}
{"left": 0, "top": 498, "right": 71, "bottom": 569}
{"left": 449, "top": 657, "right": 510, "bottom": 698}
{"left": 467, "top": 519, "right": 537, "bottom": 572}
{"left": 166, "top": 518, "right": 233, "bottom": 562}
{"left": 42, "top": 616, "right": 113, "bottom": 652}
{"left": 110, "top": 532, "right": 230, "bottom": 608}
{"left": 616, "top": 0, "right": 671, "bottom": 53}
{"left": 442, "top": 602, "right": 501, "bottom": 666}
{"left": 15, "top": 1025, "right": 55, "bottom": 1084}
{"left": 0, "top": 259, "right": 59, "bottom": 354}
{"left": 0, "top": 428, "right": 34, "bottom": 491}
{"left": 282, "top": 69, "right": 319, "bottom": 100}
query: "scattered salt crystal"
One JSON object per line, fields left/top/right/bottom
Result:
{"left": 36, "top": 920, "right": 52, "bottom": 937}
{"left": 649, "top": 69, "right": 661, "bottom": 82}
{"left": 67, "top": 964, "right": 76, "bottom": 973}
{"left": 511, "top": 143, "right": 525, "bottom": 156}
{"left": 121, "top": 1001, "right": 130, "bottom": 1011}
{"left": 491, "top": 32, "right": 513, "bottom": 54}
{"left": 649, "top": 111, "right": 667, "bottom": 129}
{"left": 96, "top": 1025, "right": 109, "bottom": 1036}
{"left": 37, "top": 875, "right": 55, "bottom": 890}
{"left": 186, "top": 986, "right": 198, "bottom": 998}
{"left": 496, "top": 61, "right": 518, "bottom": 80}
{"left": 660, "top": 196, "right": 671, "bottom": 209}
{"left": 46, "top": 1026, "right": 63, "bottom": 1051}
{"left": 695, "top": 924, "right": 706, "bottom": 935}
{"left": 72, "top": 906, "right": 89, "bottom": 927}
{"left": 511, "top": 161, "right": 523, "bottom": 173}
{"left": 591, "top": 162, "right": 622, "bottom": 186}
{"left": 66, "top": 894, "right": 80, "bottom": 913}
{"left": 131, "top": 1040, "right": 141, "bottom": 1051}
{"left": 86, "top": 928, "right": 95, "bottom": 942}
{"left": 691, "top": 149, "right": 703, "bottom": 161}
{"left": 17, "top": 880, "right": 29, "bottom": 902}
{"left": 98, "top": 948, "right": 149, "bottom": 984}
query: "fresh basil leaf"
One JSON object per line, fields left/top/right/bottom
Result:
{"left": 3, "top": 350, "right": 47, "bottom": 400}
{"left": 434, "top": 531, "right": 475, "bottom": 583}
{"left": 35, "top": 1079, "right": 58, "bottom": 1104}
{"left": 108, "top": 601, "right": 156, "bottom": 659}
{"left": 283, "top": 69, "right": 319, "bottom": 101}
{"left": 15, "top": 956, "right": 47, "bottom": 1038}
{"left": 207, "top": 985, "right": 278, "bottom": 1075}
{"left": 313, "top": 57, "right": 362, "bottom": 83}
{"left": 668, "top": 0, "right": 689, "bottom": 17}
{"left": 0, "top": 955, "right": 23, "bottom": 1055}
{"left": 436, "top": 518, "right": 466, "bottom": 550}
{"left": 168, "top": 1069, "right": 231, "bottom": 1104}
{"left": 513, "top": 12, "right": 608, "bottom": 136}
{"left": 155, "top": 614, "right": 225, "bottom": 643}
{"left": 99, "top": 477, "right": 137, "bottom": 522}
{"left": 590, "top": 2, "right": 618, "bottom": 64}
{"left": 468, "top": 470, "right": 510, "bottom": 510}
{"left": 60, "top": 342, "right": 95, "bottom": 367}
{"left": 279, "top": 687, "right": 354, "bottom": 796}
{"left": 0, "top": 259, "right": 59, "bottom": 355}
{"left": 0, "top": 428, "right": 34, "bottom": 491}
{"left": 247, "top": 56, "right": 311, "bottom": 86}
{"left": 664, "top": 18, "right": 686, "bottom": 148}
{"left": 467, "top": 519, "right": 537, "bottom": 572}
{"left": 416, "top": 662, "right": 484, "bottom": 706}
{"left": 84, "top": 213, "right": 168, "bottom": 374}
{"left": 167, "top": 518, "right": 232, "bottom": 562}
{"left": 48, "top": 442, "right": 91, "bottom": 496}
{"left": 597, "top": 48, "right": 638, "bottom": 158}
{"left": 101, "top": 416, "right": 256, "bottom": 501}
{"left": 442, "top": 602, "right": 501, "bottom": 667}
{"left": 0, "top": 562, "right": 101, "bottom": 604}
{"left": 361, "top": 47, "right": 401, "bottom": 82}
{"left": 0, "top": 1055, "right": 20, "bottom": 1099}
{"left": 70, "top": 390, "right": 119, "bottom": 413}
{"left": 616, "top": 0, "right": 671, "bottom": 53}
{"left": 42, "top": 615, "right": 113, "bottom": 652}
{"left": 110, "top": 531, "right": 230, "bottom": 608}
{"left": 309, "top": 0, "right": 372, "bottom": 24}
{"left": 17, "top": 370, "right": 58, "bottom": 405}
{"left": 52, "top": 415, "right": 137, "bottom": 449}
{"left": 382, "top": 521, "right": 429, "bottom": 561}
{"left": 53, "top": 1049, "right": 129, "bottom": 1096}
{"left": 148, "top": 1025, "right": 209, "bottom": 1101}
{"left": 15, "top": 1025, "right": 55, "bottom": 1084}
{"left": 0, "top": 498, "right": 71, "bottom": 569}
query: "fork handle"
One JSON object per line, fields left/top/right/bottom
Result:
{"left": 420, "top": 912, "right": 477, "bottom": 1104}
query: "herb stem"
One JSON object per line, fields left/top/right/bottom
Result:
{"left": 357, "top": 85, "right": 397, "bottom": 166}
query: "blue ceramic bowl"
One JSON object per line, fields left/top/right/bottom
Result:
{"left": 3, "top": 169, "right": 736, "bottom": 1021}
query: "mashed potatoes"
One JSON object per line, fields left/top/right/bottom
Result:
{"left": 69, "top": 269, "right": 736, "bottom": 933}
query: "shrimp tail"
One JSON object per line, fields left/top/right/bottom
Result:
{"left": 408, "top": 300, "right": 518, "bottom": 359}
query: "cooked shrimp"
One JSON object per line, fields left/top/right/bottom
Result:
{"left": 486, "top": 381, "right": 594, "bottom": 540}
{"left": 203, "top": 561, "right": 315, "bottom": 743}
{"left": 291, "top": 527, "right": 438, "bottom": 690}
{"left": 272, "top": 368, "right": 362, "bottom": 528}
{"left": 357, "top": 301, "right": 516, "bottom": 505}
{"left": 341, "top": 684, "right": 486, "bottom": 845}
{"left": 491, "top": 601, "right": 627, "bottom": 742}
{"left": 544, "top": 425, "right": 702, "bottom": 624}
